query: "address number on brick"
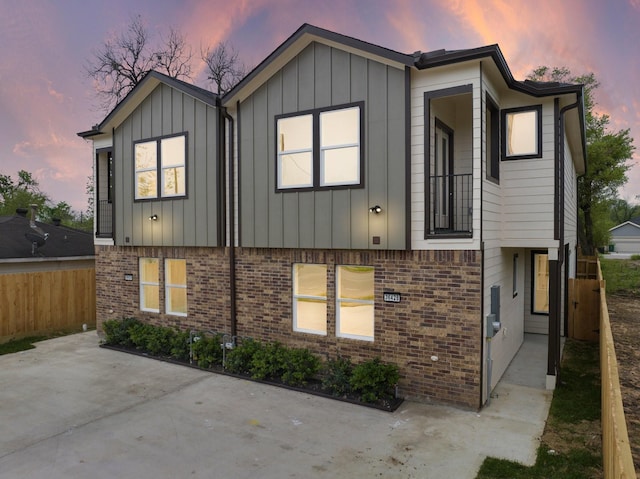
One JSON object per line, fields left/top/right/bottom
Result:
{"left": 383, "top": 292, "right": 401, "bottom": 303}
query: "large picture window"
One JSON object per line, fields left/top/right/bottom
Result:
{"left": 276, "top": 103, "right": 363, "bottom": 191}
{"left": 135, "top": 134, "right": 186, "bottom": 199}
{"left": 165, "top": 259, "right": 187, "bottom": 316}
{"left": 139, "top": 258, "right": 160, "bottom": 312}
{"left": 336, "top": 265, "right": 374, "bottom": 341}
{"left": 502, "top": 105, "right": 542, "bottom": 160}
{"left": 532, "top": 251, "right": 549, "bottom": 314}
{"left": 292, "top": 264, "right": 327, "bottom": 335}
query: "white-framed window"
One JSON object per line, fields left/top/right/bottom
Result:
{"left": 134, "top": 133, "right": 187, "bottom": 199}
{"left": 139, "top": 258, "right": 160, "bottom": 312}
{"left": 319, "top": 106, "right": 361, "bottom": 186}
{"left": 532, "top": 251, "right": 549, "bottom": 314}
{"left": 336, "top": 265, "right": 374, "bottom": 341}
{"left": 165, "top": 259, "right": 187, "bottom": 316}
{"left": 292, "top": 263, "right": 327, "bottom": 335}
{"left": 276, "top": 103, "right": 363, "bottom": 190}
{"left": 502, "top": 105, "right": 542, "bottom": 160}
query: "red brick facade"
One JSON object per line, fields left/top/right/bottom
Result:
{"left": 95, "top": 245, "right": 482, "bottom": 408}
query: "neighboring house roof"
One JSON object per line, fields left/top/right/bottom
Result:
{"left": 609, "top": 221, "right": 640, "bottom": 237}
{"left": 78, "top": 70, "right": 219, "bottom": 139}
{"left": 0, "top": 214, "right": 94, "bottom": 259}
{"left": 628, "top": 216, "right": 640, "bottom": 226}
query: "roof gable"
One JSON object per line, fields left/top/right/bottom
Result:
{"left": 78, "top": 71, "right": 218, "bottom": 139}
{"left": 222, "top": 23, "right": 413, "bottom": 106}
{"left": 610, "top": 221, "right": 640, "bottom": 236}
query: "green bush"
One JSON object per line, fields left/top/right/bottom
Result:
{"left": 350, "top": 358, "right": 399, "bottom": 403}
{"left": 128, "top": 322, "right": 155, "bottom": 350}
{"left": 631, "top": 254, "right": 640, "bottom": 261}
{"left": 191, "top": 332, "right": 223, "bottom": 368}
{"left": 224, "top": 338, "right": 263, "bottom": 375}
{"left": 170, "top": 330, "right": 191, "bottom": 361}
{"left": 249, "top": 341, "right": 287, "bottom": 380}
{"left": 322, "top": 357, "right": 353, "bottom": 396}
{"left": 281, "top": 348, "right": 321, "bottom": 386}
{"left": 102, "top": 317, "right": 141, "bottom": 347}
{"left": 144, "top": 326, "right": 176, "bottom": 356}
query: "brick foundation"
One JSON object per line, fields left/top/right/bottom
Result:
{"left": 95, "top": 245, "right": 482, "bottom": 408}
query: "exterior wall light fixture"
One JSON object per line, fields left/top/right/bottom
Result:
{"left": 369, "top": 205, "right": 382, "bottom": 214}
{"left": 149, "top": 214, "right": 158, "bottom": 221}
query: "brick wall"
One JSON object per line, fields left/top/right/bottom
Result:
{"left": 235, "top": 248, "right": 482, "bottom": 408}
{"left": 95, "top": 245, "right": 230, "bottom": 333}
{"left": 95, "top": 245, "right": 482, "bottom": 408}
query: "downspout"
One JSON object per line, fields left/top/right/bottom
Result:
{"left": 548, "top": 96, "right": 581, "bottom": 384}
{"left": 221, "top": 107, "right": 237, "bottom": 337}
{"left": 479, "top": 62, "right": 485, "bottom": 408}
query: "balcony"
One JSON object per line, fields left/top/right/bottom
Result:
{"left": 427, "top": 173, "right": 472, "bottom": 237}
{"left": 96, "top": 199, "right": 113, "bottom": 238}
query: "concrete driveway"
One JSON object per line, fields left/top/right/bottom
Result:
{"left": 0, "top": 333, "right": 550, "bottom": 478}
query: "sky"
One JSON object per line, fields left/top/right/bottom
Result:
{"left": 1, "top": 0, "right": 639, "bottom": 212}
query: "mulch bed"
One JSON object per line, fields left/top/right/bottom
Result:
{"left": 100, "top": 343, "right": 403, "bottom": 412}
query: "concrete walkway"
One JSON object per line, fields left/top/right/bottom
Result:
{"left": 0, "top": 333, "right": 551, "bottom": 478}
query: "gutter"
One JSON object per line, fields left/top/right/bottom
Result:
{"left": 220, "top": 107, "right": 237, "bottom": 337}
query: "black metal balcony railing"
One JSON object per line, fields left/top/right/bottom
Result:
{"left": 428, "top": 173, "right": 472, "bottom": 236}
{"left": 96, "top": 199, "right": 113, "bottom": 237}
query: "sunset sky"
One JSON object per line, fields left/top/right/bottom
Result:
{"left": 1, "top": 0, "right": 639, "bottom": 212}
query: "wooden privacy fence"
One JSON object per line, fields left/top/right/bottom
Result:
{"left": 0, "top": 268, "right": 96, "bottom": 342}
{"left": 572, "top": 256, "right": 637, "bottom": 478}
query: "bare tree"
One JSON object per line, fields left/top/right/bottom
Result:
{"left": 86, "top": 14, "right": 193, "bottom": 112}
{"left": 201, "top": 41, "right": 247, "bottom": 95}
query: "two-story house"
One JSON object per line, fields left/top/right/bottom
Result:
{"left": 79, "top": 24, "right": 585, "bottom": 409}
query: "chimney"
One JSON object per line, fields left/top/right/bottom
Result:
{"left": 16, "top": 208, "right": 28, "bottom": 217}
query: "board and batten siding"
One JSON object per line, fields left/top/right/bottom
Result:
{"left": 410, "top": 62, "right": 482, "bottom": 250}
{"left": 113, "top": 83, "right": 220, "bottom": 247}
{"left": 238, "top": 42, "right": 407, "bottom": 250}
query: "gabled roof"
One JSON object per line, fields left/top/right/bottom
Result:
{"left": 609, "top": 220, "right": 640, "bottom": 234}
{"left": 0, "top": 214, "right": 94, "bottom": 259}
{"left": 222, "top": 23, "right": 414, "bottom": 106}
{"left": 78, "top": 70, "right": 218, "bottom": 139}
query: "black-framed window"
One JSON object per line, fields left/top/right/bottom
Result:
{"left": 134, "top": 133, "right": 187, "bottom": 200}
{"left": 531, "top": 250, "right": 549, "bottom": 314}
{"left": 486, "top": 93, "right": 499, "bottom": 181}
{"left": 501, "top": 105, "right": 542, "bottom": 160}
{"left": 275, "top": 102, "right": 364, "bottom": 191}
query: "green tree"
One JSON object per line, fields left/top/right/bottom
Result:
{"left": 0, "top": 170, "right": 48, "bottom": 217}
{"left": 528, "top": 67, "right": 635, "bottom": 254}
{"left": 609, "top": 198, "right": 640, "bottom": 225}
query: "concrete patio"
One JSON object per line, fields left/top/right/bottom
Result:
{"left": 0, "top": 332, "right": 551, "bottom": 478}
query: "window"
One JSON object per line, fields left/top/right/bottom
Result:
{"left": 486, "top": 94, "right": 499, "bottom": 181}
{"left": 532, "top": 252, "right": 549, "bottom": 314}
{"left": 276, "top": 103, "right": 363, "bottom": 190}
{"left": 165, "top": 259, "right": 187, "bottom": 316}
{"left": 139, "top": 258, "right": 159, "bottom": 312}
{"left": 512, "top": 253, "right": 518, "bottom": 297}
{"left": 292, "top": 264, "right": 327, "bottom": 335}
{"left": 336, "top": 266, "right": 374, "bottom": 341}
{"left": 502, "top": 105, "right": 542, "bottom": 159}
{"left": 135, "top": 134, "right": 186, "bottom": 199}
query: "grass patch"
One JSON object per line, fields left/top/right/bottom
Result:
{"left": 475, "top": 339, "right": 602, "bottom": 478}
{"left": 0, "top": 336, "right": 48, "bottom": 355}
{"left": 600, "top": 257, "right": 640, "bottom": 295}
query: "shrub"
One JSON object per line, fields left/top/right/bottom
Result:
{"left": 102, "top": 317, "right": 141, "bottom": 347}
{"left": 144, "top": 326, "right": 176, "bottom": 356}
{"left": 128, "top": 322, "right": 155, "bottom": 350}
{"left": 350, "top": 358, "right": 399, "bottom": 403}
{"left": 191, "top": 332, "right": 223, "bottom": 368}
{"left": 170, "top": 330, "right": 191, "bottom": 361}
{"left": 322, "top": 357, "right": 353, "bottom": 396}
{"left": 281, "top": 348, "right": 321, "bottom": 386}
{"left": 224, "top": 338, "right": 263, "bottom": 375}
{"left": 631, "top": 254, "right": 640, "bottom": 261}
{"left": 249, "top": 341, "right": 287, "bottom": 380}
